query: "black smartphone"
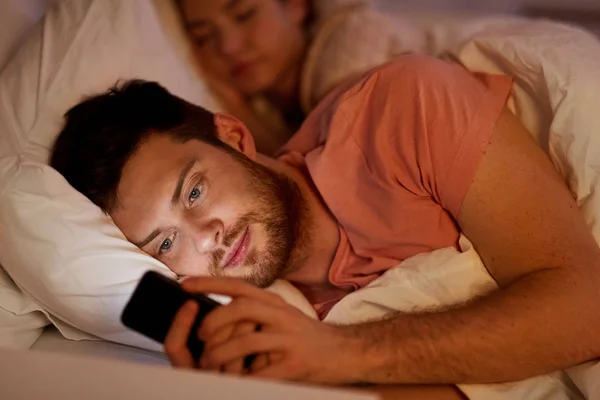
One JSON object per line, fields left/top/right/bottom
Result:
{"left": 121, "top": 270, "right": 221, "bottom": 361}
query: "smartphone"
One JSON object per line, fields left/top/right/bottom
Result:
{"left": 121, "top": 270, "right": 221, "bottom": 361}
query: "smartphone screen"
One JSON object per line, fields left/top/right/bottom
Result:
{"left": 121, "top": 271, "right": 221, "bottom": 360}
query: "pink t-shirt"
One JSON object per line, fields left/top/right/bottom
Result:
{"left": 278, "top": 55, "right": 513, "bottom": 318}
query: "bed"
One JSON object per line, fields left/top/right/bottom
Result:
{"left": 1, "top": 1, "right": 600, "bottom": 399}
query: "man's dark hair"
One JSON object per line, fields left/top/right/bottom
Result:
{"left": 50, "top": 80, "right": 223, "bottom": 212}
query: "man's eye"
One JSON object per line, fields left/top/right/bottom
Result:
{"left": 189, "top": 185, "right": 202, "bottom": 204}
{"left": 160, "top": 234, "right": 175, "bottom": 254}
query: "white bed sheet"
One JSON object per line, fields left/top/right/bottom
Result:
{"left": 1, "top": 346, "right": 376, "bottom": 400}
{"left": 31, "top": 326, "right": 169, "bottom": 366}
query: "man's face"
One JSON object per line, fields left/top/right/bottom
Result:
{"left": 111, "top": 133, "right": 302, "bottom": 287}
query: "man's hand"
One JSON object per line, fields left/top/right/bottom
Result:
{"left": 164, "top": 277, "right": 358, "bottom": 384}
{"left": 164, "top": 297, "right": 262, "bottom": 375}
{"left": 165, "top": 301, "right": 266, "bottom": 375}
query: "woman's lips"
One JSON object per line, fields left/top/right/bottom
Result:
{"left": 223, "top": 227, "right": 250, "bottom": 269}
{"left": 230, "top": 61, "right": 256, "bottom": 78}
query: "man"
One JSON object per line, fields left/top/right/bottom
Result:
{"left": 50, "top": 55, "right": 600, "bottom": 388}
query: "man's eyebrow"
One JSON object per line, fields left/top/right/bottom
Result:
{"left": 133, "top": 159, "right": 197, "bottom": 249}
{"left": 133, "top": 228, "right": 161, "bottom": 249}
{"left": 171, "top": 159, "right": 197, "bottom": 207}
{"left": 185, "top": 0, "right": 241, "bottom": 28}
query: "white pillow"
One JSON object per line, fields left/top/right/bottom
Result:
{"left": 0, "top": 0, "right": 221, "bottom": 350}
{"left": 0, "top": 0, "right": 48, "bottom": 70}
{"left": 0, "top": 0, "right": 220, "bottom": 162}
{"left": 0, "top": 159, "right": 172, "bottom": 350}
{"left": 0, "top": 267, "right": 49, "bottom": 349}
{"left": 449, "top": 20, "right": 600, "bottom": 242}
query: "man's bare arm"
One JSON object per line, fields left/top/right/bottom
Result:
{"left": 341, "top": 108, "right": 600, "bottom": 384}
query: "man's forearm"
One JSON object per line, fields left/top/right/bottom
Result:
{"left": 340, "top": 267, "right": 600, "bottom": 384}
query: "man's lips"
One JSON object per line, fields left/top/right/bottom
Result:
{"left": 222, "top": 227, "right": 250, "bottom": 269}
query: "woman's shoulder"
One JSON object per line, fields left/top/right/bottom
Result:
{"left": 300, "top": 3, "right": 425, "bottom": 112}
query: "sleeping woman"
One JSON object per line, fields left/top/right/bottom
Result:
{"left": 175, "top": 0, "right": 423, "bottom": 154}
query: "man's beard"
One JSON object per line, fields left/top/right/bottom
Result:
{"left": 208, "top": 149, "right": 307, "bottom": 288}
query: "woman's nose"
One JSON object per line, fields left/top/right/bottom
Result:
{"left": 218, "top": 27, "right": 246, "bottom": 57}
{"left": 191, "top": 218, "right": 224, "bottom": 254}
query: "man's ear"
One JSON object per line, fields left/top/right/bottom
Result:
{"left": 213, "top": 113, "right": 257, "bottom": 159}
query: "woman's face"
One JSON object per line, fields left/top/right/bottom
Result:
{"left": 180, "top": 0, "right": 308, "bottom": 96}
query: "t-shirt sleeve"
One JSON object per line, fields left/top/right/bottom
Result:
{"left": 340, "top": 54, "right": 513, "bottom": 219}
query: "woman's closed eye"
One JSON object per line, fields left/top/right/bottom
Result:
{"left": 189, "top": 25, "right": 217, "bottom": 47}
{"left": 192, "top": 33, "right": 216, "bottom": 47}
{"left": 235, "top": 7, "right": 257, "bottom": 23}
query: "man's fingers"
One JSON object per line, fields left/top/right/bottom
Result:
{"left": 199, "top": 323, "right": 235, "bottom": 371}
{"left": 249, "top": 353, "right": 270, "bottom": 372}
{"left": 205, "top": 324, "right": 234, "bottom": 348}
{"left": 181, "top": 277, "right": 283, "bottom": 304}
{"left": 249, "top": 361, "right": 300, "bottom": 382}
{"left": 218, "top": 322, "right": 256, "bottom": 375}
{"left": 201, "top": 332, "right": 288, "bottom": 369}
{"left": 200, "top": 298, "right": 292, "bottom": 340}
{"left": 248, "top": 352, "right": 287, "bottom": 373}
{"left": 164, "top": 301, "right": 198, "bottom": 369}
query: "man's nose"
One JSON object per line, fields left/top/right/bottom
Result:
{"left": 190, "top": 218, "right": 224, "bottom": 254}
